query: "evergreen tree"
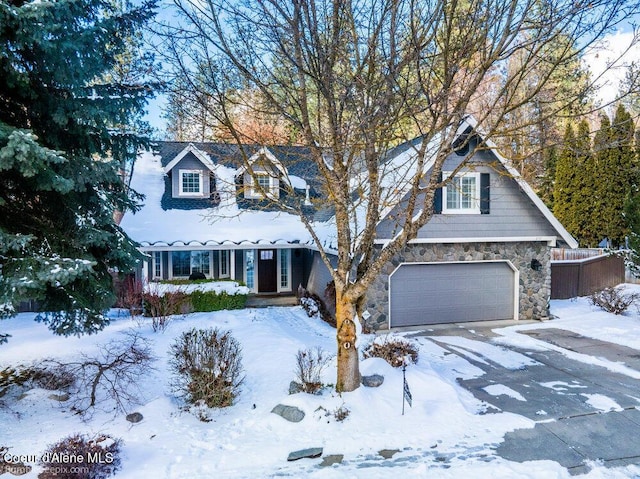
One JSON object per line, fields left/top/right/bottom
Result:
{"left": 604, "top": 104, "right": 636, "bottom": 246}
{"left": 553, "top": 120, "right": 595, "bottom": 246}
{"left": 574, "top": 119, "right": 598, "bottom": 247}
{"left": 553, "top": 123, "right": 579, "bottom": 233}
{"left": 0, "top": 0, "right": 157, "bottom": 342}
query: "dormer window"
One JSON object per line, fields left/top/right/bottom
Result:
{"left": 179, "top": 169, "right": 204, "bottom": 197}
{"left": 248, "top": 172, "right": 279, "bottom": 199}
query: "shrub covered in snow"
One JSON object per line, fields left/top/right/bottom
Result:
{"left": 297, "top": 286, "right": 336, "bottom": 327}
{"left": 143, "top": 282, "right": 248, "bottom": 325}
{"left": 170, "top": 328, "right": 244, "bottom": 410}
{"left": 590, "top": 286, "right": 638, "bottom": 315}
{"left": 362, "top": 335, "right": 419, "bottom": 368}
{"left": 38, "top": 434, "right": 121, "bottom": 479}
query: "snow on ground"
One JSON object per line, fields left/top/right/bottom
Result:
{"left": 3, "top": 287, "right": 640, "bottom": 477}
{"left": 493, "top": 284, "right": 640, "bottom": 380}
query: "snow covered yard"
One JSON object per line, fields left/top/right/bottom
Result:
{"left": 3, "top": 287, "right": 640, "bottom": 478}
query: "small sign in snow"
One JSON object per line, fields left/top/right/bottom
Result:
{"left": 403, "top": 377, "right": 412, "bottom": 407}
{"left": 402, "top": 364, "right": 412, "bottom": 415}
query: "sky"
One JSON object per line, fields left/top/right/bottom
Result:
{"left": 143, "top": 10, "right": 640, "bottom": 139}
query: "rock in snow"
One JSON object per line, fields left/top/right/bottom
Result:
{"left": 126, "top": 412, "right": 144, "bottom": 423}
{"left": 361, "top": 374, "right": 384, "bottom": 387}
{"left": 287, "top": 447, "right": 323, "bottom": 461}
{"left": 271, "top": 404, "right": 305, "bottom": 422}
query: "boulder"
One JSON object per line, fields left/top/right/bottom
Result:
{"left": 289, "top": 381, "right": 304, "bottom": 395}
{"left": 126, "top": 412, "right": 144, "bottom": 423}
{"left": 320, "top": 454, "right": 343, "bottom": 467}
{"left": 361, "top": 374, "right": 384, "bottom": 387}
{"left": 287, "top": 447, "right": 323, "bottom": 461}
{"left": 378, "top": 449, "right": 400, "bottom": 459}
{"left": 271, "top": 404, "right": 305, "bottom": 422}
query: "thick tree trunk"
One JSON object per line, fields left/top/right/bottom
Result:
{"left": 335, "top": 293, "right": 360, "bottom": 392}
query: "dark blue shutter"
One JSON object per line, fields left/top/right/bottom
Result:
{"left": 480, "top": 173, "right": 490, "bottom": 214}
{"left": 434, "top": 172, "right": 443, "bottom": 214}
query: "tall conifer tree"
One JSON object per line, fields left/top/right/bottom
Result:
{"left": 604, "top": 104, "right": 636, "bottom": 246}
{"left": 554, "top": 123, "right": 579, "bottom": 232}
{"left": 0, "top": 0, "right": 157, "bottom": 341}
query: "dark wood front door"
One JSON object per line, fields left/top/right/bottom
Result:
{"left": 258, "top": 249, "right": 277, "bottom": 293}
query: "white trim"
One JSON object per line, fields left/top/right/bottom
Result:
{"left": 141, "top": 260, "right": 149, "bottom": 284}
{"left": 178, "top": 169, "right": 204, "bottom": 197}
{"left": 442, "top": 171, "right": 480, "bottom": 214}
{"left": 152, "top": 251, "right": 163, "bottom": 280}
{"left": 247, "top": 172, "right": 279, "bottom": 199}
{"left": 139, "top": 244, "right": 309, "bottom": 252}
{"left": 375, "top": 236, "right": 558, "bottom": 246}
{"left": 163, "top": 143, "right": 216, "bottom": 174}
{"left": 235, "top": 147, "right": 288, "bottom": 178}
{"left": 218, "top": 249, "right": 230, "bottom": 278}
{"left": 243, "top": 249, "right": 257, "bottom": 292}
{"left": 277, "top": 249, "right": 292, "bottom": 292}
{"left": 168, "top": 250, "right": 212, "bottom": 279}
{"left": 230, "top": 250, "right": 236, "bottom": 280}
{"left": 387, "top": 259, "right": 520, "bottom": 329}
{"left": 461, "top": 116, "right": 578, "bottom": 248}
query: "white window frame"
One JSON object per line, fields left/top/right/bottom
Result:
{"left": 219, "top": 250, "right": 230, "bottom": 278}
{"left": 278, "top": 249, "right": 291, "bottom": 292}
{"left": 178, "top": 169, "right": 204, "bottom": 197}
{"left": 169, "top": 250, "right": 211, "bottom": 279}
{"left": 244, "top": 249, "right": 256, "bottom": 292}
{"left": 249, "top": 172, "right": 279, "bottom": 199}
{"left": 443, "top": 171, "right": 481, "bottom": 214}
{"left": 152, "top": 251, "right": 163, "bottom": 280}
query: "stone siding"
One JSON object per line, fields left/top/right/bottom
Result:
{"left": 364, "top": 242, "right": 551, "bottom": 331}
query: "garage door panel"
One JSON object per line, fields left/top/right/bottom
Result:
{"left": 390, "top": 262, "right": 515, "bottom": 327}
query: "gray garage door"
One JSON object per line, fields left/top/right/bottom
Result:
{"left": 389, "top": 262, "right": 516, "bottom": 327}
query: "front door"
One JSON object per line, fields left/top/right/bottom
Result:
{"left": 258, "top": 249, "right": 277, "bottom": 293}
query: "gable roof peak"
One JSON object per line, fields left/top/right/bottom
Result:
{"left": 163, "top": 142, "right": 217, "bottom": 174}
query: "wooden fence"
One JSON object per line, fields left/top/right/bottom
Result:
{"left": 550, "top": 253, "right": 625, "bottom": 299}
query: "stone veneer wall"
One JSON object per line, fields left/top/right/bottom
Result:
{"left": 364, "top": 242, "right": 551, "bottom": 331}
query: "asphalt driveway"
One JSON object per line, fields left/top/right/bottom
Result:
{"left": 414, "top": 324, "right": 640, "bottom": 475}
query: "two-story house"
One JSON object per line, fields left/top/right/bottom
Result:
{"left": 120, "top": 117, "right": 576, "bottom": 330}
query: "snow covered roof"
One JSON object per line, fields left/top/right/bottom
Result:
{"left": 120, "top": 147, "right": 320, "bottom": 247}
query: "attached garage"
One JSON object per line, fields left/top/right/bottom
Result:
{"left": 389, "top": 261, "right": 518, "bottom": 328}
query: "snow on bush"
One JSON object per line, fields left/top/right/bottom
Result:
{"left": 362, "top": 335, "right": 419, "bottom": 368}
{"left": 169, "top": 328, "right": 245, "bottom": 413}
{"left": 293, "top": 347, "right": 332, "bottom": 394}
{"left": 590, "top": 286, "right": 639, "bottom": 315}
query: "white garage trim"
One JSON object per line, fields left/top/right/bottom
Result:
{"left": 388, "top": 260, "right": 519, "bottom": 329}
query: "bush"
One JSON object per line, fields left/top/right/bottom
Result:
{"left": 29, "top": 363, "right": 77, "bottom": 391}
{"left": 189, "top": 290, "right": 247, "bottom": 312}
{"left": 143, "top": 290, "right": 189, "bottom": 332}
{"left": 590, "top": 286, "right": 638, "bottom": 315}
{"left": 362, "top": 336, "right": 419, "bottom": 368}
{"left": 294, "top": 347, "right": 331, "bottom": 394}
{"left": 41, "top": 333, "right": 154, "bottom": 416}
{"left": 297, "top": 286, "right": 336, "bottom": 327}
{"left": 38, "top": 434, "right": 121, "bottom": 479}
{"left": 115, "top": 275, "right": 144, "bottom": 316}
{"left": 170, "top": 328, "right": 244, "bottom": 410}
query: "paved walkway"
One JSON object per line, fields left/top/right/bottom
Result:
{"left": 419, "top": 325, "right": 640, "bottom": 475}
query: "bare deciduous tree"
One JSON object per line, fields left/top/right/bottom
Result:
{"left": 162, "top": 0, "right": 640, "bottom": 391}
